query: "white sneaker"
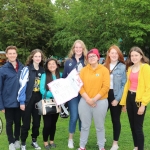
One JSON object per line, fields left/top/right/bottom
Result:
{"left": 14, "top": 141, "right": 20, "bottom": 149}
{"left": 21, "top": 145, "right": 26, "bottom": 150}
{"left": 31, "top": 142, "right": 41, "bottom": 150}
{"left": 110, "top": 145, "right": 119, "bottom": 150}
{"left": 68, "top": 139, "right": 74, "bottom": 149}
{"left": 9, "top": 143, "right": 16, "bottom": 150}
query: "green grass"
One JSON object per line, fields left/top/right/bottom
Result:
{"left": 0, "top": 106, "right": 150, "bottom": 150}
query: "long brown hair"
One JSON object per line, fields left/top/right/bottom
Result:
{"left": 26, "top": 49, "right": 46, "bottom": 67}
{"left": 45, "top": 58, "right": 60, "bottom": 91}
{"left": 126, "top": 46, "right": 149, "bottom": 70}
{"left": 104, "top": 45, "right": 125, "bottom": 72}
{"left": 67, "top": 40, "right": 88, "bottom": 65}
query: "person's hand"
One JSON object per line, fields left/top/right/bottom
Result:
{"left": 1, "top": 109, "right": 5, "bottom": 113}
{"left": 137, "top": 105, "right": 145, "bottom": 115}
{"left": 122, "top": 105, "right": 126, "bottom": 112}
{"left": 111, "top": 100, "right": 119, "bottom": 106}
{"left": 86, "top": 98, "right": 96, "bottom": 107}
{"left": 20, "top": 105, "right": 25, "bottom": 111}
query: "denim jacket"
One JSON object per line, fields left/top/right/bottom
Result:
{"left": 112, "top": 62, "right": 126, "bottom": 101}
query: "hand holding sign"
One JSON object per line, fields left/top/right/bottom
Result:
{"left": 47, "top": 69, "right": 83, "bottom": 105}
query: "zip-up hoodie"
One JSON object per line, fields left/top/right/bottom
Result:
{"left": 17, "top": 64, "right": 44, "bottom": 105}
{"left": 0, "top": 60, "right": 24, "bottom": 110}
{"left": 63, "top": 54, "right": 85, "bottom": 78}
{"left": 80, "top": 64, "right": 110, "bottom": 100}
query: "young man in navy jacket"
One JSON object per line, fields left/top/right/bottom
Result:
{"left": 0, "top": 46, "right": 24, "bottom": 150}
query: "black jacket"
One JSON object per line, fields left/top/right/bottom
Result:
{"left": 25, "top": 64, "right": 44, "bottom": 105}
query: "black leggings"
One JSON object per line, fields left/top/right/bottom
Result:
{"left": 43, "top": 113, "right": 59, "bottom": 142}
{"left": 108, "top": 89, "right": 122, "bottom": 141}
{"left": 21, "top": 92, "right": 41, "bottom": 144}
{"left": 126, "top": 91, "right": 146, "bottom": 150}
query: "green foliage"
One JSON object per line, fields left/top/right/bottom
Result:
{"left": 0, "top": 0, "right": 55, "bottom": 60}
{"left": 0, "top": 0, "right": 150, "bottom": 59}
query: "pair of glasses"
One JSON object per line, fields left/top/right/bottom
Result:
{"left": 88, "top": 55, "right": 97, "bottom": 59}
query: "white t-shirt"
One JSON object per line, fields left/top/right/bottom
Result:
{"left": 110, "top": 63, "right": 116, "bottom": 89}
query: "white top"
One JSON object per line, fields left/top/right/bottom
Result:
{"left": 110, "top": 63, "right": 116, "bottom": 89}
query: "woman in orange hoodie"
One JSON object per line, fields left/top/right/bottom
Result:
{"left": 78, "top": 49, "right": 110, "bottom": 150}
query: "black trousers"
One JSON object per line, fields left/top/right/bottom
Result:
{"left": 126, "top": 91, "right": 146, "bottom": 150}
{"left": 43, "top": 113, "right": 59, "bottom": 142}
{"left": 108, "top": 89, "right": 122, "bottom": 141}
{"left": 5, "top": 107, "right": 21, "bottom": 144}
{"left": 21, "top": 92, "right": 41, "bottom": 143}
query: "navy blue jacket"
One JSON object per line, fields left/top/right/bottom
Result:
{"left": 0, "top": 60, "right": 24, "bottom": 110}
{"left": 24, "top": 64, "right": 44, "bottom": 105}
{"left": 62, "top": 55, "right": 85, "bottom": 78}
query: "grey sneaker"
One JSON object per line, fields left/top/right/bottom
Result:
{"left": 21, "top": 145, "right": 26, "bottom": 150}
{"left": 9, "top": 143, "right": 16, "bottom": 150}
{"left": 31, "top": 142, "right": 41, "bottom": 150}
{"left": 50, "top": 143, "right": 56, "bottom": 148}
{"left": 14, "top": 140, "right": 20, "bottom": 149}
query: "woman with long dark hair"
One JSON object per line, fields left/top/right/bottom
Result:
{"left": 120, "top": 47, "right": 150, "bottom": 150}
{"left": 40, "top": 58, "right": 62, "bottom": 150}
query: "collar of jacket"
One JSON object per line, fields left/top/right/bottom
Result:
{"left": 28, "top": 63, "right": 43, "bottom": 71}
{"left": 72, "top": 54, "right": 84, "bottom": 61}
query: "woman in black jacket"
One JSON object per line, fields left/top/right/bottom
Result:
{"left": 18, "top": 49, "right": 45, "bottom": 150}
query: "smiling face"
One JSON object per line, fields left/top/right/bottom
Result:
{"left": 130, "top": 51, "right": 142, "bottom": 64}
{"left": 6, "top": 49, "right": 17, "bottom": 62}
{"left": 108, "top": 48, "right": 119, "bottom": 63}
{"left": 74, "top": 42, "right": 83, "bottom": 56}
{"left": 88, "top": 53, "right": 99, "bottom": 65}
{"left": 47, "top": 60, "right": 57, "bottom": 73}
{"left": 32, "top": 52, "right": 42, "bottom": 64}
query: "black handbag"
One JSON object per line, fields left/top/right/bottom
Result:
{"left": 60, "top": 102, "right": 69, "bottom": 118}
{"left": 35, "top": 91, "right": 61, "bottom": 115}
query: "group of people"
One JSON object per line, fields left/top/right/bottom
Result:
{"left": 0, "top": 40, "right": 150, "bottom": 150}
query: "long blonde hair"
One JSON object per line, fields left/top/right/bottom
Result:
{"left": 68, "top": 40, "right": 88, "bottom": 65}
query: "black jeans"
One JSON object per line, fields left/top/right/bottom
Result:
{"left": 5, "top": 107, "right": 21, "bottom": 144}
{"left": 43, "top": 113, "right": 59, "bottom": 142}
{"left": 108, "top": 89, "right": 122, "bottom": 141}
{"left": 126, "top": 91, "right": 146, "bottom": 150}
{"left": 21, "top": 92, "right": 41, "bottom": 144}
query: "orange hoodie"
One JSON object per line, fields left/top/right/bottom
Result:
{"left": 80, "top": 64, "right": 110, "bottom": 100}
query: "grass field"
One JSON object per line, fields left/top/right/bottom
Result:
{"left": 0, "top": 106, "right": 150, "bottom": 150}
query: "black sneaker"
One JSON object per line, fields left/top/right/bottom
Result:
{"left": 45, "top": 145, "right": 50, "bottom": 150}
{"left": 31, "top": 142, "right": 41, "bottom": 150}
{"left": 50, "top": 143, "right": 56, "bottom": 148}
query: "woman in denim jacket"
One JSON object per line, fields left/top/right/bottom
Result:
{"left": 104, "top": 45, "right": 126, "bottom": 150}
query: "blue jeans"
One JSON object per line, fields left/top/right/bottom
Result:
{"left": 68, "top": 94, "right": 81, "bottom": 133}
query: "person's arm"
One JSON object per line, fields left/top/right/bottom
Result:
{"left": 115, "top": 65, "right": 127, "bottom": 101}
{"left": 137, "top": 64, "right": 150, "bottom": 115}
{"left": 62, "top": 61, "right": 68, "bottom": 78}
{"left": 40, "top": 73, "right": 53, "bottom": 98}
{"left": 17, "top": 67, "right": 29, "bottom": 111}
{"left": 0, "top": 69, "right": 4, "bottom": 112}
